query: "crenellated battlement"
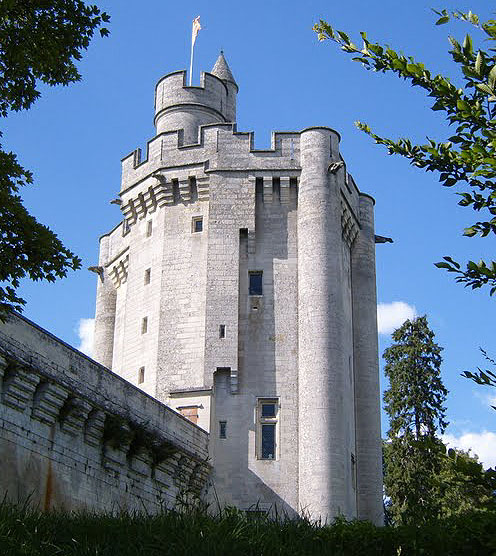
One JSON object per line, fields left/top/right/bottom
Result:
{"left": 120, "top": 125, "right": 304, "bottom": 194}
{"left": 155, "top": 71, "right": 229, "bottom": 121}
{"left": 153, "top": 69, "right": 234, "bottom": 144}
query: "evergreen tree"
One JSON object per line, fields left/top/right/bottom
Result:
{"left": 383, "top": 316, "right": 448, "bottom": 525}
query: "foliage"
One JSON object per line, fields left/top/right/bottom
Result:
{"left": 462, "top": 348, "right": 496, "bottom": 406}
{"left": 382, "top": 316, "right": 448, "bottom": 525}
{"left": 383, "top": 316, "right": 447, "bottom": 439}
{"left": 1, "top": 501, "right": 496, "bottom": 556}
{"left": 0, "top": 1, "right": 110, "bottom": 315}
{"left": 313, "top": 10, "right": 496, "bottom": 295}
{"left": 439, "top": 447, "right": 496, "bottom": 516}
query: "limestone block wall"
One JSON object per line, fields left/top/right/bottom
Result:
{"left": 209, "top": 173, "right": 300, "bottom": 514}
{"left": 0, "top": 313, "right": 209, "bottom": 513}
{"left": 352, "top": 194, "right": 384, "bottom": 524}
{"left": 93, "top": 102, "right": 383, "bottom": 523}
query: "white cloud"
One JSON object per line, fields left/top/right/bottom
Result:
{"left": 443, "top": 431, "right": 496, "bottom": 469}
{"left": 377, "top": 301, "right": 417, "bottom": 335}
{"left": 474, "top": 389, "right": 496, "bottom": 409}
{"left": 76, "top": 318, "right": 94, "bottom": 357}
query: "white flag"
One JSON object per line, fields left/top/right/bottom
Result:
{"left": 192, "top": 16, "right": 201, "bottom": 47}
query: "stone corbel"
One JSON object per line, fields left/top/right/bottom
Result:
{"left": 196, "top": 177, "right": 209, "bottom": 201}
{"left": 102, "top": 417, "right": 134, "bottom": 475}
{"left": 280, "top": 177, "right": 290, "bottom": 205}
{"left": 59, "top": 396, "right": 94, "bottom": 437}
{"left": 0, "top": 354, "right": 8, "bottom": 387}
{"left": 84, "top": 409, "right": 106, "bottom": 447}
{"left": 31, "top": 381, "right": 69, "bottom": 425}
{"left": 178, "top": 178, "right": 191, "bottom": 202}
{"left": 263, "top": 177, "right": 273, "bottom": 204}
{"left": 2, "top": 363, "right": 41, "bottom": 412}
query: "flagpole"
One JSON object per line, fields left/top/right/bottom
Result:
{"left": 189, "top": 38, "right": 194, "bottom": 86}
{"left": 189, "top": 16, "right": 201, "bottom": 86}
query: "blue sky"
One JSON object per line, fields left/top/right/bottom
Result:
{"left": 3, "top": 0, "right": 495, "bottom": 466}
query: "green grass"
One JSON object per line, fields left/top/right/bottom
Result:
{"left": 0, "top": 501, "right": 495, "bottom": 555}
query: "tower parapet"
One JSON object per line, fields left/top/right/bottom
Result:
{"left": 154, "top": 53, "right": 238, "bottom": 145}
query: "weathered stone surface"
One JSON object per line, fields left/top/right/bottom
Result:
{"left": 0, "top": 313, "right": 210, "bottom": 513}
{"left": 91, "top": 55, "right": 383, "bottom": 523}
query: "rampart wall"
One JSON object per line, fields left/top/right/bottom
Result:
{"left": 0, "top": 313, "right": 210, "bottom": 513}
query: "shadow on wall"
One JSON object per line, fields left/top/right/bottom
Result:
{"left": 207, "top": 178, "right": 300, "bottom": 516}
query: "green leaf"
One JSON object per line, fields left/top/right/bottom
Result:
{"left": 476, "top": 83, "right": 494, "bottom": 95}
{"left": 337, "top": 30, "right": 351, "bottom": 44}
{"left": 463, "top": 34, "right": 473, "bottom": 55}
{"left": 475, "top": 51, "right": 483, "bottom": 74}
{"left": 489, "top": 65, "right": 496, "bottom": 88}
{"left": 436, "top": 16, "right": 450, "bottom": 25}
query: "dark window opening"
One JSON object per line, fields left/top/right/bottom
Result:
{"left": 190, "top": 176, "right": 198, "bottom": 202}
{"left": 290, "top": 177, "right": 298, "bottom": 206}
{"left": 261, "top": 403, "right": 276, "bottom": 418}
{"left": 146, "top": 221, "right": 153, "bottom": 237}
{"left": 144, "top": 268, "right": 151, "bottom": 285}
{"left": 255, "top": 177, "right": 264, "bottom": 204}
{"left": 261, "top": 424, "right": 276, "bottom": 459}
{"left": 141, "top": 317, "right": 148, "bottom": 334}
{"left": 219, "top": 421, "right": 227, "bottom": 439}
{"left": 138, "top": 367, "right": 145, "bottom": 384}
{"left": 192, "top": 216, "right": 203, "bottom": 233}
{"left": 172, "top": 179, "right": 180, "bottom": 204}
{"left": 219, "top": 324, "right": 226, "bottom": 339}
{"left": 249, "top": 271, "right": 263, "bottom": 296}
{"left": 272, "top": 177, "right": 280, "bottom": 203}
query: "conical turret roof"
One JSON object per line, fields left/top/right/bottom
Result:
{"left": 211, "top": 51, "right": 238, "bottom": 89}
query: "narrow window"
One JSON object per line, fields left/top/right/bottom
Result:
{"left": 179, "top": 406, "right": 199, "bottom": 425}
{"left": 146, "top": 221, "right": 153, "bottom": 237}
{"left": 257, "top": 399, "right": 278, "bottom": 460}
{"left": 255, "top": 177, "right": 264, "bottom": 204}
{"left": 192, "top": 216, "right": 203, "bottom": 233}
{"left": 272, "top": 177, "right": 281, "bottom": 203}
{"left": 249, "top": 271, "right": 263, "bottom": 296}
{"left": 219, "top": 324, "right": 226, "bottom": 339}
{"left": 138, "top": 367, "right": 145, "bottom": 384}
{"left": 219, "top": 421, "right": 227, "bottom": 439}
{"left": 141, "top": 316, "right": 148, "bottom": 334}
{"left": 351, "top": 453, "right": 357, "bottom": 490}
{"left": 144, "top": 268, "right": 151, "bottom": 285}
{"left": 290, "top": 177, "right": 298, "bottom": 206}
{"left": 122, "top": 219, "right": 130, "bottom": 236}
{"left": 190, "top": 176, "right": 198, "bottom": 202}
{"left": 172, "top": 179, "right": 180, "bottom": 204}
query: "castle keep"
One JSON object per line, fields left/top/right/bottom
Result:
{"left": 92, "top": 52, "right": 383, "bottom": 523}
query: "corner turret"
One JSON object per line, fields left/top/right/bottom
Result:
{"left": 211, "top": 51, "right": 237, "bottom": 123}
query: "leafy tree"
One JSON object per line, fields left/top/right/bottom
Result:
{"left": 439, "top": 447, "right": 496, "bottom": 516}
{"left": 313, "top": 10, "right": 496, "bottom": 295}
{"left": 0, "top": 1, "right": 110, "bottom": 316}
{"left": 382, "top": 316, "right": 448, "bottom": 525}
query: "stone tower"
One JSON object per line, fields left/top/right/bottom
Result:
{"left": 93, "top": 53, "right": 383, "bottom": 524}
